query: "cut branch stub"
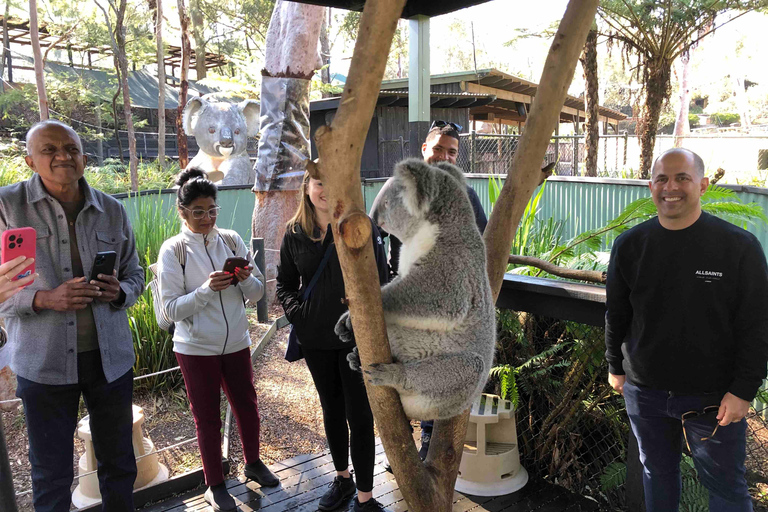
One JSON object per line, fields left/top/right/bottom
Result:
{"left": 338, "top": 211, "right": 372, "bottom": 250}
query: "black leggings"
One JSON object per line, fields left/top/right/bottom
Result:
{"left": 303, "top": 346, "right": 375, "bottom": 492}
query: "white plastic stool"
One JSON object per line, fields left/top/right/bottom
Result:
{"left": 72, "top": 404, "right": 169, "bottom": 508}
{"left": 455, "top": 393, "right": 528, "bottom": 496}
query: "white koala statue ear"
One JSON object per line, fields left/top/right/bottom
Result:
{"left": 238, "top": 99, "right": 260, "bottom": 137}
{"left": 395, "top": 158, "right": 437, "bottom": 216}
{"left": 182, "top": 97, "right": 207, "bottom": 134}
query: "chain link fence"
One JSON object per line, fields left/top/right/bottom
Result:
{"left": 491, "top": 309, "right": 768, "bottom": 510}
{"left": 458, "top": 133, "right": 768, "bottom": 182}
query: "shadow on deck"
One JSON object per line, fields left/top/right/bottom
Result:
{"left": 138, "top": 440, "right": 598, "bottom": 512}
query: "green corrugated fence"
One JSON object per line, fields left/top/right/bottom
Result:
{"left": 115, "top": 176, "right": 768, "bottom": 262}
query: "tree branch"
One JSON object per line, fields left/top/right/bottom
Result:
{"left": 485, "top": 0, "right": 599, "bottom": 302}
{"left": 508, "top": 255, "right": 606, "bottom": 284}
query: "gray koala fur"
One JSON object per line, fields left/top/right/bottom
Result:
{"left": 335, "top": 158, "right": 496, "bottom": 420}
{"left": 182, "top": 97, "right": 259, "bottom": 185}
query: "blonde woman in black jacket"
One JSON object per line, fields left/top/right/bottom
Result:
{"left": 276, "top": 172, "right": 388, "bottom": 512}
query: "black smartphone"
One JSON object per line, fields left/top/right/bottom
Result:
{"left": 223, "top": 257, "right": 249, "bottom": 284}
{"left": 90, "top": 251, "right": 117, "bottom": 281}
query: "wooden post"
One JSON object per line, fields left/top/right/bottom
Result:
{"left": 29, "top": 0, "right": 49, "bottom": 120}
{"left": 176, "top": 0, "right": 190, "bottom": 169}
{"left": 252, "top": 238, "right": 268, "bottom": 323}
{"left": 156, "top": 0, "right": 166, "bottom": 167}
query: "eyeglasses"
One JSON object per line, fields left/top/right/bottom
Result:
{"left": 681, "top": 405, "right": 720, "bottom": 452}
{"left": 430, "top": 120, "right": 463, "bottom": 132}
{"left": 181, "top": 206, "right": 221, "bottom": 220}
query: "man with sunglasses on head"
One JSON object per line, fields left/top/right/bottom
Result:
{"left": 378, "top": 120, "right": 487, "bottom": 462}
{"left": 605, "top": 148, "right": 768, "bottom": 511}
{"left": 0, "top": 120, "right": 144, "bottom": 511}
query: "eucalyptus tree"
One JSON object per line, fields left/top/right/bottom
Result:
{"left": 597, "top": 0, "right": 768, "bottom": 178}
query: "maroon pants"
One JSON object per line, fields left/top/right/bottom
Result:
{"left": 176, "top": 348, "right": 261, "bottom": 486}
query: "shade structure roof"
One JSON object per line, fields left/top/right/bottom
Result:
{"left": 381, "top": 69, "right": 627, "bottom": 125}
{"left": 311, "top": 90, "right": 496, "bottom": 111}
{"left": 22, "top": 56, "right": 219, "bottom": 110}
{"left": 281, "top": 0, "right": 493, "bottom": 18}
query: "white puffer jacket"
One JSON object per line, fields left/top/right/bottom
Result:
{"left": 158, "top": 224, "right": 264, "bottom": 356}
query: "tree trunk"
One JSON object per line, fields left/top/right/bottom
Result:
{"left": 673, "top": 50, "right": 691, "bottom": 148}
{"left": 1, "top": 1, "right": 9, "bottom": 94}
{"left": 114, "top": 0, "right": 139, "bottom": 191}
{"left": 155, "top": 0, "right": 166, "bottom": 166}
{"left": 251, "top": 0, "right": 323, "bottom": 304}
{"left": 112, "top": 86, "right": 124, "bottom": 163}
{"left": 29, "top": 0, "right": 49, "bottom": 120}
{"left": 319, "top": 8, "right": 331, "bottom": 98}
{"left": 177, "top": 0, "right": 190, "bottom": 168}
{"left": 637, "top": 59, "right": 671, "bottom": 179}
{"left": 484, "top": 0, "right": 598, "bottom": 302}
{"left": 312, "top": 0, "right": 598, "bottom": 509}
{"left": 190, "top": 0, "right": 206, "bottom": 80}
{"left": 580, "top": 27, "right": 598, "bottom": 177}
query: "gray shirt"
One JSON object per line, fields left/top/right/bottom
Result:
{"left": 0, "top": 173, "right": 144, "bottom": 385}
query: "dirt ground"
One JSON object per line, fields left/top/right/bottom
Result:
{"left": 2, "top": 304, "right": 330, "bottom": 512}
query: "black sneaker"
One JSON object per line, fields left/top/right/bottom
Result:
{"left": 204, "top": 483, "right": 236, "bottom": 511}
{"left": 354, "top": 497, "right": 385, "bottom": 511}
{"left": 244, "top": 459, "right": 279, "bottom": 487}
{"left": 318, "top": 474, "right": 356, "bottom": 510}
{"left": 418, "top": 432, "right": 431, "bottom": 461}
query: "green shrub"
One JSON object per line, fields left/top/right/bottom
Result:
{"left": 128, "top": 193, "right": 183, "bottom": 392}
{"left": 710, "top": 112, "right": 740, "bottom": 126}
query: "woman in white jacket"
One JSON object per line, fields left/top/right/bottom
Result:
{"left": 158, "top": 168, "right": 278, "bottom": 511}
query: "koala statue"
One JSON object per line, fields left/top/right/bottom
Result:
{"left": 182, "top": 97, "right": 259, "bottom": 185}
{"left": 335, "top": 158, "right": 496, "bottom": 420}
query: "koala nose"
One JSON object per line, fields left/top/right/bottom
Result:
{"left": 220, "top": 127, "right": 234, "bottom": 147}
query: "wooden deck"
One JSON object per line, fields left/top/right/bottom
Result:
{"left": 138, "top": 441, "right": 598, "bottom": 512}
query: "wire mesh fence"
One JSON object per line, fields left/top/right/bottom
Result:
{"left": 491, "top": 309, "right": 768, "bottom": 510}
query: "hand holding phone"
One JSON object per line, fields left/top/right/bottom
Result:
{"left": 0, "top": 255, "right": 37, "bottom": 302}
{"left": 1, "top": 227, "right": 36, "bottom": 288}
{"left": 89, "top": 252, "right": 122, "bottom": 303}
{"left": 223, "top": 257, "right": 250, "bottom": 284}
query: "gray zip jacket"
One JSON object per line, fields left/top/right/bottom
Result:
{"left": 0, "top": 173, "right": 144, "bottom": 385}
{"left": 158, "top": 225, "right": 264, "bottom": 356}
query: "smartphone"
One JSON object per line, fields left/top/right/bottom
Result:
{"left": 1, "top": 227, "right": 36, "bottom": 286}
{"left": 222, "top": 257, "right": 249, "bottom": 284}
{"left": 90, "top": 251, "right": 117, "bottom": 281}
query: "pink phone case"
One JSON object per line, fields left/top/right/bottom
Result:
{"left": 1, "top": 227, "right": 36, "bottom": 286}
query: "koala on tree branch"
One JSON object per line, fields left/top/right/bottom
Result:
{"left": 335, "top": 159, "right": 496, "bottom": 420}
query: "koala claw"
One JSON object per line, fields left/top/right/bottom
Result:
{"left": 347, "top": 347, "right": 362, "bottom": 372}
{"left": 334, "top": 311, "right": 355, "bottom": 343}
{"left": 364, "top": 362, "right": 402, "bottom": 388}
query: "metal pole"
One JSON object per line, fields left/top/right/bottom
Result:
{"left": 470, "top": 130, "right": 475, "bottom": 174}
{"left": 0, "top": 414, "right": 18, "bottom": 512}
{"left": 573, "top": 136, "right": 579, "bottom": 176}
{"left": 252, "top": 238, "right": 268, "bottom": 323}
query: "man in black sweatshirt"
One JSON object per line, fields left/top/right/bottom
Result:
{"left": 605, "top": 148, "right": 768, "bottom": 511}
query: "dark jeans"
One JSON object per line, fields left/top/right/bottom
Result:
{"left": 624, "top": 380, "right": 752, "bottom": 512}
{"left": 420, "top": 420, "right": 433, "bottom": 440}
{"left": 16, "top": 350, "right": 136, "bottom": 512}
{"left": 303, "top": 346, "right": 375, "bottom": 492}
{"left": 176, "top": 348, "right": 262, "bottom": 487}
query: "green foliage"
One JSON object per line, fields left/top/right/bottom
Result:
{"left": 710, "top": 112, "right": 741, "bottom": 126}
{"left": 0, "top": 88, "right": 38, "bottom": 135}
{"left": 488, "top": 364, "right": 519, "bottom": 407}
{"left": 128, "top": 193, "right": 182, "bottom": 391}
{"left": 599, "top": 461, "right": 626, "bottom": 491}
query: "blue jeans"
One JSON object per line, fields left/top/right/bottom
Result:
{"left": 16, "top": 350, "right": 136, "bottom": 512}
{"left": 623, "top": 380, "right": 752, "bottom": 512}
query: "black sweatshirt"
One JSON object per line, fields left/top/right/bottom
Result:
{"left": 605, "top": 212, "right": 768, "bottom": 401}
{"left": 276, "top": 221, "right": 389, "bottom": 350}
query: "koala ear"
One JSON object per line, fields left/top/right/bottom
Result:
{"left": 238, "top": 99, "right": 260, "bottom": 137}
{"left": 433, "top": 161, "right": 467, "bottom": 188}
{"left": 183, "top": 97, "right": 207, "bottom": 134}
{"left": 395, "top": 158, "right": 438, "bottom": 215}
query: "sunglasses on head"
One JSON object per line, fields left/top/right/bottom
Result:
{"left": 430, "top": 120, "right": 463, "bottom": 132}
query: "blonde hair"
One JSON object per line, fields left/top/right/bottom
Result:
{"left": 286, "top": 171, "right": 322, "bottom": 242}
